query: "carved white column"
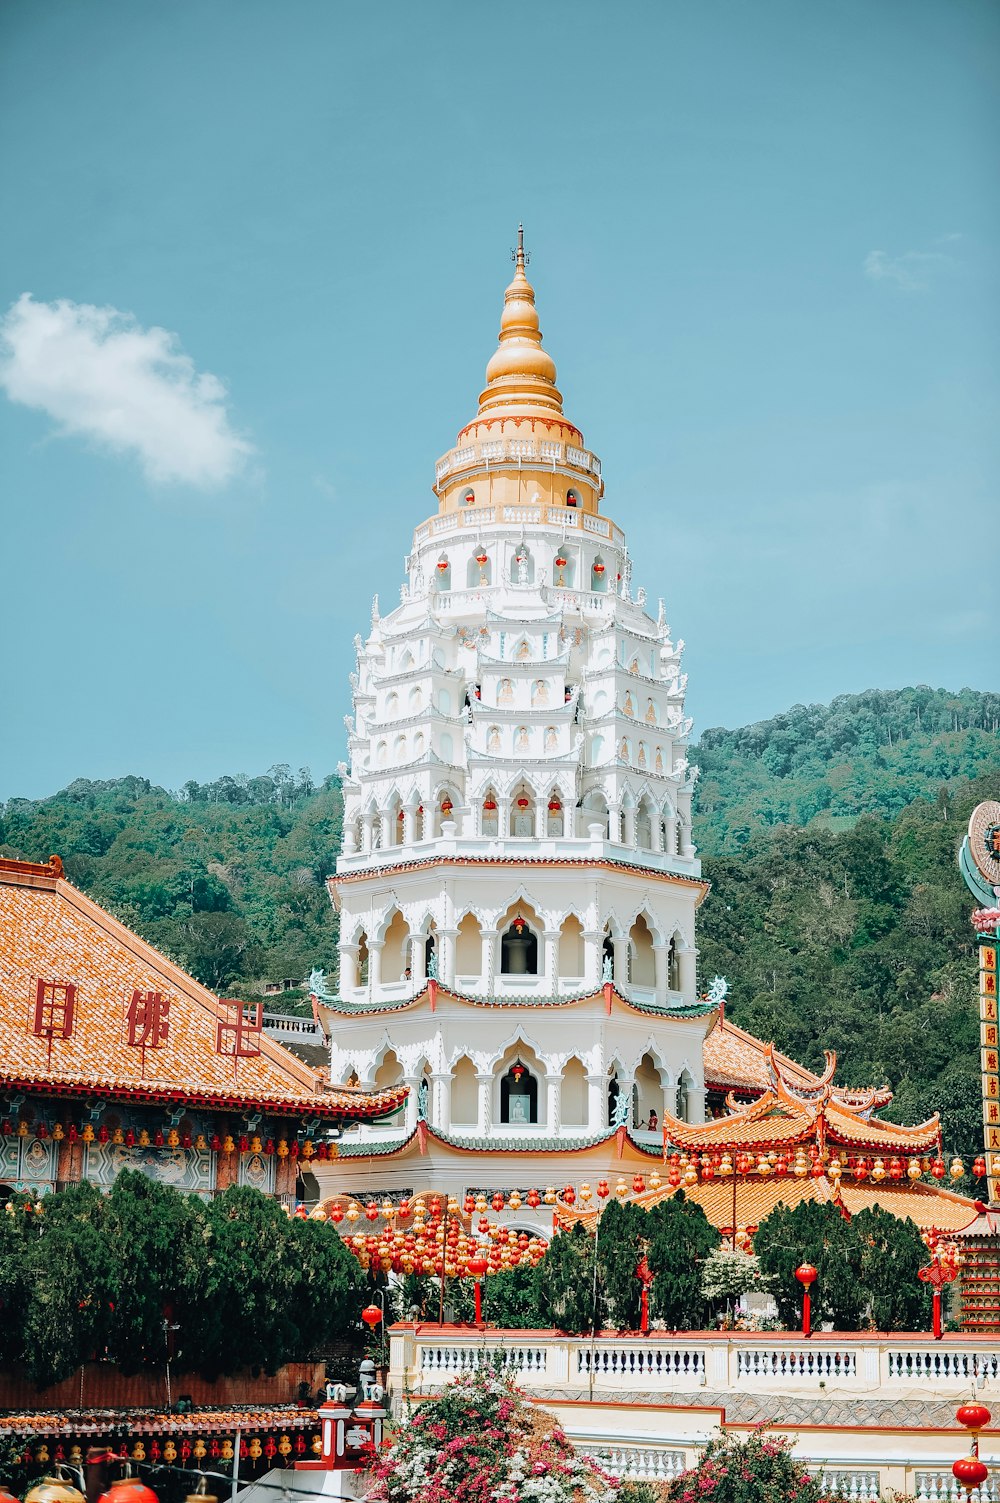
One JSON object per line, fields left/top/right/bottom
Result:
{"left": 611, "top": 935, "right": 629, "bottom": 989}
{"left": 543, "top": 929, "right": 560, "bottom": 993}
{"left": 582, "top": 931, "right": 602, "bottom": 991}
{"left": 622, "top": 806, "right": 637, "bottom": 848}
{"left": 499, "top": 799, "right": 511, "bottom": 839}
{"left": 652, "top": 816, "right": 664, "bottom": 854}
{"left": 609, "top": 802, "right": 623, "bottom": 844}
{"left": 480, "top": 929, "right": 498, "bottom": 990}
{"left": 403, "top": 806, "right": 417, "bottom": 845}
{"left": 367, "top": 941, "right": 383, "bottom": 997}
{"left": 432, "top": 1072, "right": 451, "bottom": 1131}
{"left": 666, "top": 816, "right": 679, "bottom": 856}
{"left": 476, "top": 1072, "right": 493, "bottom": 1135}
{"left": 586, "top": 1072, "right": 605, "bottom": 1132}
{"left": 362, "top": 815, "right": 375, "bottom": 854}
{"left": 408, "top": 933, "right": 426, "bottom": 984}
{"left": 437, "top": 928, "right": 458, "bottom": 987}
{"left": 679, "top": 945, "right": 697, "bottom": 999}
{"left": 404, "top": 1074, "right": 421, "bottom": 1131}
{"left": 338, "top": 944, "right": 359, "bottom": 994}
{"left": 653, "top": 943, "right": 668, "bottom": 1001}
{"left": 545, "top": 1073, "right": 562, "bottom": 1135}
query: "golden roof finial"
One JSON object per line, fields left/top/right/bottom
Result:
{"left": 477, "top": 223, "right": 563, "bottom": 419}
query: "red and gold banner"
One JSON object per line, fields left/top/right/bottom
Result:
{"left": 982, "top": 945, "right": 999, "bottom": 1202}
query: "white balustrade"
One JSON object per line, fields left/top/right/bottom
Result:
{"left": 735, "top": 1347, "right": 858, "bottom": 1382}
{"left": 578, "top": 1343, "right": 706, "bottom": 1384}
{"left": 540, "top": 441, "right": 563, "bottom": 461}
{"left": 503, "top": 505, "right": 543, "bottom": 523}
{"left": 453, "top": 445, "right": 476, "bottom": 467}
{"left": 916, "top": 1474, "right": 998, "bottom": 1502}
{"left": 887, "top": 1348, "right": 1000, "bottom": 1382}
{"left": 582, "top": 514, "right": 610, "bottom": 535}
{"left": 566, "top": 444, "right": 591, "bottom": 469}
{"left": 811, "top": 1469, "right": 881, "bottom": 1501}
{"left": 582, "top": 1447, "right": 686, "bottom": 1481}
{"left": 418, "top": 1342, "right": 548, "bottom": 1380}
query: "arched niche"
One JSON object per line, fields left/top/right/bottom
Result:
{"left": 558, "top": 914, "right": 584, "bottom": 979}
{"left": 451, "top": 1055, "right": 479, "bottom": 1125}
{"left": 500, "top": 907, "right": 540, "bottom": 976}
{"left": 634, "top": 1051, "right": 666, "bottom": 1129}
{"left": 510, "top": 784, "right": 536, "bottom": 837}
{"left": 497, "top": 1047, "right": 542, "bottom": 1126}
{"left": 455, "top": 912, "right": 482, "bottom": 976}
{"left": 629, "top": 914, "right": 656, "bottom": 988}
{"left": 561, "top": 1057, "right": 588, "bottom": 1126}
{"left": 374, "top": 1048, "right": 404, "bottom": 1091}
{"left": 381, "top": 910, "right": 409, "bottom": 983}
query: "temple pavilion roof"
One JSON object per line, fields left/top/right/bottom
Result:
{"left": 703, "top": 1011, "right": 893, "bottom": 1107}
{"left": 0, "top": 857, "right": 406, "bottom": 1121}
{"left": 662, "top": 1044, "right": 939, "bottom": 1156}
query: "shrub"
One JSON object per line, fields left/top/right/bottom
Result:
{"left": 665, "top": 1429, "right": 830, "bottom": 1503}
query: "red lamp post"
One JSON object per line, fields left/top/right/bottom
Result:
{"left": 795, "top": 1263, "right": 818, "bottom": 1338}
{"left": 469, "top": 1254, "right": 488, "bottom": 1323}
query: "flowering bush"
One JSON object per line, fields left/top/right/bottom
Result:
{"left": 368, "top": 1365, "right": 617, "bottom": 1503}
{"left": 666, "top": 1430, "right": 830, "bottom": 1503}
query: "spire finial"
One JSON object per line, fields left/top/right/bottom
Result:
{"left": 512, "top": 223, "right": 529, "bottom": 272}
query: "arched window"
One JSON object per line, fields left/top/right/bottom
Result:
{"left": 501, "top": 915, "right": 538, "bottom": 975}
{"left": 566, "top": 489, "right": 579, "bottom": 508}
{"left": 545, "top": 790, "right": 564, "bottom": 836}
{"left": 592, "top": 555, "right": 608, "bottom": 592}
{"left": 676, "top": 1071, "right": 693, "bottom": 1123}
{"left": 435, "top": 554, "right": 451, "bottom": 590}
{"left": 463, "top": 488, "right": 475, "bottom": 506}
{"left": 607, "top": 1066, "right": 621, "bottom": 1126}
{"left": 451, "top": 1055, "right": 478, "bottom": 1124}
{"left": 468, "top": 549, "right": 491, "bottom": 587}
{"left": 481, "top": 789, "right": 499, "bottom": 836}
{"left": 374, "top": 1048, "right": 404, "bottom": 1091}
{"left": 513, "top": 544, "right": 534, "bottom": 584}
{"left": 381, "top": 910, "right": 409, "bottom": 983}
{"left": 668, "top": 935, "right": 681, "bottom": 991}
{"left": 629, "top": 915, "right": 656, "bottom": 987}
{"left": 455, "top": 912, "right": 482, "bottom": 978}
{"left": 511, "top": 785, "right": 535, "bottom": 836}
{"left": 500, "top": 1059, "right": 538, "bottom": 1125}
{"left": 357, "top": 932, "right": 370, "bottom": 986}
{"left": 558, "top": 914, "right": 584, "bottom": 978}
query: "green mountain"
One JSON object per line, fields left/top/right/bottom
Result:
{"left": 2, "top": 688, "right": 998, "bottom": 1157}
{"left": 693, "top": 686, "right": 1000, "bottom": 853}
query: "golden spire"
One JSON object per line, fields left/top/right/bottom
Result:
{"left": 476, "top": 224, "right": 564, "bottom": 419}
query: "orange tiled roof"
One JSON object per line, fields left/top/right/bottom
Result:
{"left": 703, "top": 1012, "right": 893, "bottom": 1108}
{"left": 0, "top": 858, "right": 406, "bottom": 1121}
{"left": 557, "top": 1173, "right": 978, "bottom": 1235}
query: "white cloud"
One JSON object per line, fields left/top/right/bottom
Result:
{"left": 863, "top": 248, "right": 949, "bottom": 293}
{"left": 0, "top": 294, "right": 254, "bottom": 487}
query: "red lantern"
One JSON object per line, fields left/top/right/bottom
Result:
{"left": 512, "top": 914, "right": 527, "bottom": 933}
{"left": 483, "top": 798, "right": 498, "bottom": 812}
{"left": 436, "top": 559, "right": 449, "bottom": 572}
{"left": 463, "top": 1196, "right": 475, "bottom": 1214}
{"left": 548, "top": 799, "right": 562, "bottom": 812}
{"left": 516, "top": 797, "right": 530, "bottom": 811}
{"left": 554, "top": 556, "right": 568, "bottom": 570}
{"left": 953, "top": 1457, "right": 989, "bottom": 1490}
{"left": 67, "top": 1123, "right": 78, "bottom": 1143}
{"left": 562, "top": 1185, "right": 576, "bottom": 1206}
{"left": 510, "top": 1061, "right": 525, "bottom": 1084}
{"left": 475, "top": 551, "right": 488, "bottom": 567}
{"left": 361, "top": 1304, "right": 383, "bottom": 1329}
{"left": 795, "top": 1262, "right": 818, "bottom": 1338}
{"left": 97, "top": 1477, "right": 160, "bottom": 1503}
{"left": 889, "top": 1157, "right": 904, "bottom": 1180}
{"left": 264, "top": 1138, "right": 275, "bottom": 1155}
{"left": 491, "top": 1192, "right": 505, "bottom": 1212}
{"left": 365, "top": 1201, "right": 379, "bottom": 1221}
{"left": 465, "top": 490, "right": 475, "bottom": 504}
{"left": 957, "top": 1402, "right": 992, "bottom": 1432}
{"left": 527, "top": 1188, "right": 541, "bottom": 1208}
{"left": 239, "top": 1135, "right": 249, "bottom": 1153}
{"left": 330, "top": 1204, "right": 344, "bottom": 1224}
{"left": 973, "top": 1156, "right": 988, "bottom": 1179}
{"left": 632, "top": 1175, "right": 645, "bottom": 1194}
{"left": 592, "top": 562, "right": 606, "bottom": 575}
{"left": 441, "top": 798, "right": 453, "bottom": 815}
{"left": 932, "top": 1157, "right": 947, "bottom": 1180}
{"left": 597, "top": 1179, "right": 610, "bottom": 1199}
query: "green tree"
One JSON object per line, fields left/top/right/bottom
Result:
{"left": 22, "top": 1183, "right": 116, "bottom": 1385}
{"left": 596, "top": 1199, "right": 647, "bottom": 1331}
{"left": 645, "top": 1196, "right": 719, "bottom": 1330}
{"left": 537, "top": 1224, "right": 601, "bottom": 1335}
{"left": 754, "top": 1200, "right": 864, "bottom": 1330}
{"left": 853, "top": 1204, "right": 932, "bottom": 1331}
{"left": 102, "top": 1171, "right": 209, "bottom": 1374}
{"left": 0, "top": 1195, "right": 42, "bottom": 1366}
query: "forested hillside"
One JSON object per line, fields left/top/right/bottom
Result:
{"left": 2, "top": 689, "right": 998, "bottom": 1157}
{"left": 693, "top": 686, "right": 1000, "bottom": 853}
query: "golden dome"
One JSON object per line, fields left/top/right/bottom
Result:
{"left": 477, "top": 226, "right": 563, "bottom": 418}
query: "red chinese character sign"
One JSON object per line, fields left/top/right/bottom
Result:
{"left": 123, "top": 990, "right": 170, "bottom": 1077}
{"left": 216, "top": 1000, "right": 263, "bottom": 1080}
{"left": 960, "top": 803, "right": 1000, "bottom": 1204}
{"left": 30, "top": 978, "right": 77, "bottom": 1066}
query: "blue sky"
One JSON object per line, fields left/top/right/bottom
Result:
{"left": 1, "top": 0, "right": 997, "bottom": 801}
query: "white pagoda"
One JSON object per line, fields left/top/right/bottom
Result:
{"left": 314, "top": 231, "right": 715, "bottom": 1221}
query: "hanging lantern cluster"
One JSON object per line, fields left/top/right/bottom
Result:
{"left": 661, "top": 1146, "right": 964, "bottom": 1184}
{"left": 324, "top": 1194, "right": 548, "bottom": 1277}
{"left": 0, "top": 1117, "right": 336, "bottom": 1163}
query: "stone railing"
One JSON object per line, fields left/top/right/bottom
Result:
{"left": 389, "top": 1326, "right": 1000, "bottom": 1399}
{"left": 915, "top": 1474, "right": 997, "bottom": 1502}
{"left": 260, "top": 1013, "right": 325, "bottom": 1042}
{"left": 580, "top": 1445, "right": 686, "bottom": 1481}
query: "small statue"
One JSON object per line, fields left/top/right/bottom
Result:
{"left": 602, "top": 953, "right": 614, "bottom": 984}
{"left": 612, "top": 1090, "right": 631, "bottom": 1127}
{"left": 706, "top": 975, "right": 729, "bottom": 1004}
{"left": 308, "top": 968, "right": 334, "bottom": 1002}
{"left": 427, "top": 950, "right": 438, "bottom": 980}
{"left": 417, "top": 1078, "right": 430, "bottom": 1120}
